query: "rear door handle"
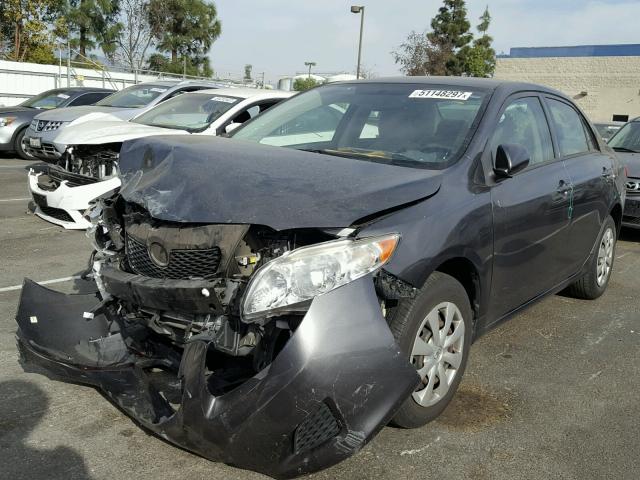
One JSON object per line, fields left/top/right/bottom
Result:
{"left": 602, "top": 166, "right": 615, "bottom": 179}
{"left": 557, "top": 179, "right": 572, "bottom": 196}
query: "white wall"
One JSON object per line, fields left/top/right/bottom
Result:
{"left": 495, "top": 56, "right": 640, "bottom": 123}
{"left": 0, "top": 60, "right": 174, "bottom": 107}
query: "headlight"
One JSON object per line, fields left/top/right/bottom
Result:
{"left": 0, "top": 116, "right": 16, "bottom": 127}
{"left": 242, "top": 233, "right": 400, "bottom": 319}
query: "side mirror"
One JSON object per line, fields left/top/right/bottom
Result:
{"left": 225, "top": 122, "right": 242, "bottom": 134}
{"left": 494, "top": 144, "right": 530, "bottom": 178}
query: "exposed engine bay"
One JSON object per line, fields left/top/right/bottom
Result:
{"left": 60, "top": 143, "right": 121, "bottom": 181}
{"left": 86, "top": 195, "right": 376, "bottom": 387}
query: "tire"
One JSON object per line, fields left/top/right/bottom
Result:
{"left": 389, "top": 271, "right": 473, "bottom": 429}
{"left": 14, "top": 127, "right": 34, "bottom": 160}
{"left": 565, "top": 215, "right": 617, "bottom": 300}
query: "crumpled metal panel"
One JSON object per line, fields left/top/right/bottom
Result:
{"left": 116, "top": 135, "right": 442, "bottom": 230}
{"left": 15, "top": 275, "right": 419, "bottom": 478}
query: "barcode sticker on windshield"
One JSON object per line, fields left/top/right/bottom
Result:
{"left": 210, "top": 96, "right": 237, "bottom": 103}
{"left": 150, "top": 87, "right": 168, "bottom": 93}
{"left": 409, "top": 90, "right": 473, "bottom": 101}
{"left": 57, "top": 93, "right": 70, "bottom": 99}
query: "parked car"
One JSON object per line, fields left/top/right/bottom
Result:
{"left": 0, "top": 87, "right": 113, "bottom": 159}
{"left": 607, "top": 118, "right": 640, "bottom": 228}
{"left": 23, "top": 80, "right": 225, "bottom": 160}
{"left": 27, "top": 88, "right": 294, "bottom": 229}
{"left": 16, "top": 78, "right": 625, "bottom": 478}
{"left": 594, "top": 121, "right": 624, "bottom": 142}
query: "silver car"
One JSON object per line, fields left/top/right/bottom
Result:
{"left": 0, "top": 87, "right": 113, "bottom": 159}
{"left": 24, "top": 80, "right": 226, "bottom": 160}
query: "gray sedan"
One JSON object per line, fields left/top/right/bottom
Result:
{"left": 0, "top": 87, "right": 114, "bottom": 159}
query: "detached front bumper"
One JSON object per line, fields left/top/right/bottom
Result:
{"left": 15, "top": 275, "right": 419, "bottom": 479}
{"left": 28, "top": 167, "right": 121, "bottom": 229}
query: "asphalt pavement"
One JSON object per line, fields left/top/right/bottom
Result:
{"left": 0, "top": 155, "right": 638, "bottom": 480}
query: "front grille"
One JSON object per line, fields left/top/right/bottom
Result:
{"left": 38, "top": 205, "right": 74, "bottom": 222}
{"left": 293, "top": 402, "right": 341, "bottom": 454}
{"left": 623, "top": 215, "right": 640, "bottom": 225}
{"left": 34, "top": 120, "right": 63, "bottom": 132}
{"left": 126, "top": 236, "right": 221, "bottom": 280}
{"left": 626, "top": 179, "right": 640, "bottom": 196}
{"left": 29, "top": 142, "right": 59, "bottom": 159}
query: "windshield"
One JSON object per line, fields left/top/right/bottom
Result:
{"left": 131, "top": 93, "right": 240, "bottom": 132}
{"left": 20, "top": 91, "right": 71, "bottom": 109}
{"left": 232, "top": 83, "right": 487, "bottom": 169}
{"left": 96, "top": 84, "right": 170, "bottom": 108}
{"left": 608, "top": 122, "right": 640, "bottom": 152}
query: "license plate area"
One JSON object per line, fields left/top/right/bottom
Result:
{"left": 625, "top": 199, "right": 640, "bottom": 216}
{"left": 29, "top": 137, "right": 41, "bottom": 148}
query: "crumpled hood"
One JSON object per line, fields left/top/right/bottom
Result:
{"left": 118, "top": 135, "right": 442, "bottom": 230}
{"left": 34, "top": 105, "right": 139, "bottom": 123}
{"left": 53, "top": 120, "right": 187, "bottom": 147}
{"left": 617, "top": 152, "right": 640, "bottom": 178}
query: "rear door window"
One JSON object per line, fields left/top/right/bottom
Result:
{"left": 546, "top": 98, "right": 590, "bottom": 157}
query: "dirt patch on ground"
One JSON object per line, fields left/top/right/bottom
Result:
{"left": 436, "top": 383, "right": 513, "bottom": 432}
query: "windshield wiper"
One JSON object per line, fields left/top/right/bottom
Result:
{"left": 296, "top": 148, "right": 421, "bottom": 166}
{"left": 612, "top": 146, "right": 640, "bottom": 153}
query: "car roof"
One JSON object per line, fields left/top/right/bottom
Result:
{"left": 137, "top": 79, "right": 227, "bottom": 88}
{"left": 185, "top": 87, "right": 294, "bottom": 99}
{"left": 52, "top": 87, "right": 115, "bottom": 93}
{"left": 339, "top": 76, "right": 564, "bottom": 95}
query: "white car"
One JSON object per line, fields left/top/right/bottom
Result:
{"left": 28, "top": 88, "right": 294, "bottom": 229}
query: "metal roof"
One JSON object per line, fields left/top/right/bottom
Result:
{"left": 503, "top": 44, "right": 640, "bottom": 58}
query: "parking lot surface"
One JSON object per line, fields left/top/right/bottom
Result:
{"left": 1, "top": 155, "right": 639, "bottom": 480}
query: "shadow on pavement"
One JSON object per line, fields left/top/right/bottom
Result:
{"left": 0, "top": 379, "right": 95, "bottom": 480}
{"left": 619, "top": 227, "right": 640, "bottom": 243}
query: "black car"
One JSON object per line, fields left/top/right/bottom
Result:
{"left": 0, "top": 87, "right": 114, "bottom": 159}
{"left": 15, "top": 78, "right": 625, "bottom": 478}
{"left": 607, "top": 118, "right": 640, "bottom": 228}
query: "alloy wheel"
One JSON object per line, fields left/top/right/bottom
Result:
{"left": 596, "top": 227, "right": 614, "bottom": 286}
{"left": 410, "top": 302, "right": 465, "bottom": 407}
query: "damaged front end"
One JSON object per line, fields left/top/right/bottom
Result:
{"left": 16, "top": 195, "right": 419, "bottom": 478}
{"left": 28, "top": 144, "right": 122, "bottom": 229}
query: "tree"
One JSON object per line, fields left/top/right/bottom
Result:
{"left": 113, "top": 0, "right": 154, "bottom": 71}
{"left": 293, "top": 77, "right": 319, "bottom": 91}
{"left": 392, "top": 31, "right": 452, "bottom": 76}
{"left": 393, "top": 0, "right": 494, "bottom": 77}
{"left": 145, "top": 52, "right": 212, "bottom": 77}
{"left": 0, "top": 0, "right": 63, "bottom": 63}
{"left": 427, "top": 0, "right": 472, "bottom": 75}
{"left": 465, "top": 7, "right": 496, "bottom": 77}
{"left": 148, "top": 0, "right": 221, "bottom": 63}
{"left": 66, "top": 0, "right": 121, "bottom": 59}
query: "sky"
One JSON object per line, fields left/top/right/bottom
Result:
{"left": 209, "top": 0, "right": 640, "bottom": 85}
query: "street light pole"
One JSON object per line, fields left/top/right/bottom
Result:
{"left": 304, "top": 61, "right": 316, "bottom": 78}
{"left": 351, "top": 5, "right": 365, "bottom": 79}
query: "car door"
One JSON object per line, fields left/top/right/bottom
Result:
{"left": 487, "top": 94, "right": 573, "bottom": 319}
{"left": 544, "top": 96, "right": 614, "bottom": 272}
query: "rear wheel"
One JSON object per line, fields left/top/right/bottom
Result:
{"left": 14, "top": 128, "right": 34, "bottom": 160}
{"left": 389, "top": 272, "right": 473, "bottom": 428}
{"left": 565, "top": 215, "right": 616, "bottom": 300}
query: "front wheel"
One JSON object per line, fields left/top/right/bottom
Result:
{"left": 389, "top": 272, "right": 473, "bottom": 428}
{"left": 565, "top": 215, "right": 617, "bottom": 300}
{"left": 14, "top": 128, "right": 34, "bottom": 160}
